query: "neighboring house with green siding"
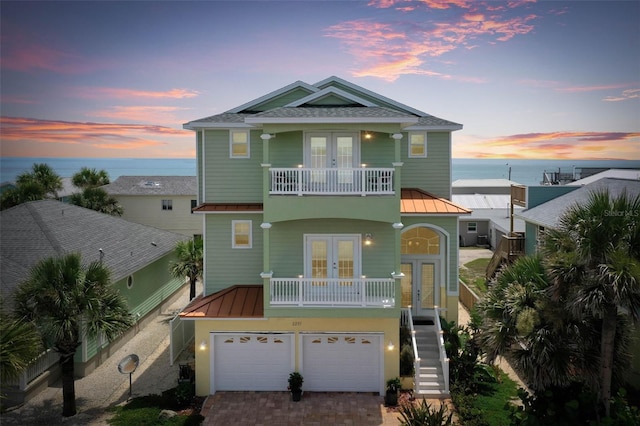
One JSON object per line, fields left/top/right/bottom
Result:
{"left": 180, "top": 76, "right": 470, "bottom": 398}
{"left": 0, "top": 200, "right": 188, "bottom": 403}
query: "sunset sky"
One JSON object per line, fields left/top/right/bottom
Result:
{"left": 1, "top": 0, "right": 639, "bottom": 160}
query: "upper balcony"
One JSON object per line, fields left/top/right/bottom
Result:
{"left": 269, "top": 167, "right": 394, "bottom": 196}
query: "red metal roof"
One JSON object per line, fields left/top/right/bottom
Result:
{"left": 401, "top": 188, "right": 471, "bottom": 214}
{"left": 179, "top": 285, "right": 264, "bottom": 318}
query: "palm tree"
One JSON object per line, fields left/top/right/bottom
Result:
{"left": 541, "top": 189, "right": 640, "bottom": 416}
{"left": 476, "top": 255, "right": 597, "bottom": 391}
{"left": 170, "top": 239, "right": 203, "bottom": 300}
{"left": 16, "top": 163, "right": 63, "bottom": 197}
{"left": 1, "top": 163, "right": 63, "bottom": 210}
{"left": 13, "top": 253, "right": 133, "bottom": 417}
{"left": 71, "top": 167, "right": 110, "bottom": 189}
{"left": 0, "top": 312, "right": 43, "bottom": 384}
{"left": 68, "top": 187, "right": 123, "bottom": 216}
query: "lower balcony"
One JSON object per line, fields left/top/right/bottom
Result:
{"left": 270, "top": 168, "right": 394, "bottom": 196}
{"left": 270, "top": 277, "right": 395, "bottom": 307}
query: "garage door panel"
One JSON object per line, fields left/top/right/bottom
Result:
{"left": 302, "top": 334, "right": 381, "bottom": 392}
{"left": 213, "top": 333, "right": 293, "bottom": 391}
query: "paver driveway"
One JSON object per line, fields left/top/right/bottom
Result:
{"left": 200, "top": 391, "right": 406, "bottom": 425}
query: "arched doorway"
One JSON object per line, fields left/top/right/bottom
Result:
{"left": 400, "top": 226, "right": 445, "bottom": 319}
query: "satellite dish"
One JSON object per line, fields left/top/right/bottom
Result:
{"left": 117, "top": 354, "right": 140, "bottom": 397}
{"left": 117, "top": 354, "right": 139, "bottom": 374}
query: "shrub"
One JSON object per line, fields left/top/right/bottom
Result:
{"left": 398, "top": 399, "right": 453, "bottom": 426}
{"left": 400, "top": 344, "right": 415, "bottom": 376}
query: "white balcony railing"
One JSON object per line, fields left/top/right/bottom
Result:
{"left": 270, "top": 277, "right": 395, "bottom": 307}
{"left": 270, "top": 168, "right": 394, "bottom": 196}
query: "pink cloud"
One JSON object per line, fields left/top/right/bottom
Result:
{"left": 555, "top": 83, "right": 633, "bottom": 93}
{"left": 453, "top": 131, "right": 640, "bottom": 160}
{"left": 86, "top": 106, "right": 190, "bottom": 124}
{"left": 603, "top": 88, "right": 640, "bottom": 102}
{"left": 1, "top": 29, "right": 103, "bottom": 74}
{"left": 74, "top": 87, "right": 200, "bottom": 100}
{"left": 325, "top": 2, "right": 538, "bottom": 81}
{"left": 0, "top": 116, "right": 189, "bottom": 155}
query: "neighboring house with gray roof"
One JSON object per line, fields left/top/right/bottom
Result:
{"left": 515, "top": 177, "right": 640, "bottom": 387}
{"left": 0, "top": 200, "right": 189, "bottom": 403}
{"left": 516, "top": 178, "right": 640, "bottom": 255}
{"left": 102, "top": 176, "right": 201, "bottom": 238}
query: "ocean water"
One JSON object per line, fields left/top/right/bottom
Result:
{"left": 1, "top": 157, "right": 638, "bottom": 187}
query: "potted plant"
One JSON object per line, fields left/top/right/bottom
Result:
{"left": 385, "top": 377, "right": 401, "bottom": 406}
{"left": 288, "top": 371, "right": 304, "bottom": 401}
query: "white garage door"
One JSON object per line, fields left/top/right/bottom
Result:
{"left": 212, "top": 333, "right": 293, "bottom": 392}
{"left": 302, "top": 334, "right": 381, "bottom": 392}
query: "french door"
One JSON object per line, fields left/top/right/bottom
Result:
{"left": 305, "top": 235, "right": 360, "bottom": 291}
{"left": 400, "top": 260, "right": 439, "bottom": 318}
{"left": 305, "top": 133, "right": 358, "bottom": 186}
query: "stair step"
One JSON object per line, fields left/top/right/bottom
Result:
{"left": 419, "top": 365, "right": 441, "bottom": 372}
{"left": 415, "top": 389, "right": 450, "bottom": 398}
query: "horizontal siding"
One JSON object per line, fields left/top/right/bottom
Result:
{"left": 269, "top": 131, "right": 304, "bottom": 167}
{"left": 116, "top": 195, "right": 201, "bottom": 237}
{"left": 361, "top": 136, "right": 395, "bottom": 167}
{"left": 197, "top": 133, "right": 203, "bottom": 202}
{"left": 83, "top": 256, "right": 183, "bottom": 360}
{"left": 205, "top": 214, "right": 264, "bottom": 294}
{"left": 401, "top": 132, "right": 451, "bottom": 198}
{"left": 203, "top": 129, "right": 263, "bottom": 202}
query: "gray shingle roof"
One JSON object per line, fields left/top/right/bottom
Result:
{"left": 516, "top": 178, "right": 640, "bottom": 228}
{"left": 186, "top": 112, "right": 252, "bottom": 125}
{"left": 1, "top": 200, "right": 188, "bottom": 310}
{"left": 102, "top": 176, "right": 196, "bottom": 196}
{"left": 414, "top": 115, "right": 462, "bottom": 127}
{"left": 250, "top": 106, "right": 417, "bottom": 119}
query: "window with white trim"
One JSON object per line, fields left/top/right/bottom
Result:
{"left": 467, "top": 222, "right": 477, "bottom": 233}
{"left": 230, "top": 130, "right": 250, "bottom": 158}
{"left": 162, "top": 199, "right": 173, "bottom": 210}
{"left": 232, "top": 220, "right": 252, "bottom": 248}
{"left": 408, "top": 132, "right": 427, "bottom": 157}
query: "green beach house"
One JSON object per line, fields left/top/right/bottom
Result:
{"left": 180, "top": 76, "right": 470, "bottom": 397}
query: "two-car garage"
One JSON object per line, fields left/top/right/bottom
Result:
{"left": 209, "top": 332, "right": 383, "bottom": 394}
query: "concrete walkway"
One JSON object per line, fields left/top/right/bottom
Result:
{"left": 0, "top": 284, "right": 196, "bottom": 426}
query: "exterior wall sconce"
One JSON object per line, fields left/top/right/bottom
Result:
{"left": 387, "top": 341, "right": 395, "bottom": 351}
{"left": 199, "top": 340, "right": 207, "bottom": 351}
{"left": 364, "top": 233, "right": 373, "bottom": 246}
{"left": 363, "top": 132, "right": 373, "bottom": 140}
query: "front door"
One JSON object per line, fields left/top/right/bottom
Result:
{"left": 400, "top": 260, "right": 439, "bottom": 318}
{"left": 305, "top": 235, "right": 360, "bottom": 294}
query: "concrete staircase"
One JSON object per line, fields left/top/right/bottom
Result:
{"left": 413, "top": 323, "right": 449, "bottom": 398}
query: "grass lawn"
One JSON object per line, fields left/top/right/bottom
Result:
{"left": 107, "top": 385, "right": 204, "bottom": 426}
{"left": 474, "top": 370, "right": 520, "bottom": 426}
{"left": 453, "top": 369, "right": 521, "bottom": 426}
{"left": 459, "top": 257, "right": 491, "bottom": 295}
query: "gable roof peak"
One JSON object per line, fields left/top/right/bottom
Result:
{"left": 226, "top": 80, "right": 318, "bottom": 114}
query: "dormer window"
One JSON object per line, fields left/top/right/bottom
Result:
{"left": 409, "top": 132, "right": 427, "bottom": 158}
{"left": 230, "top": 130, "right": 250, "bottom": 158}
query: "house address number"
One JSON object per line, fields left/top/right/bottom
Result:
{"left": 292, "top": 321, "right": 302, "bottom": 327}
